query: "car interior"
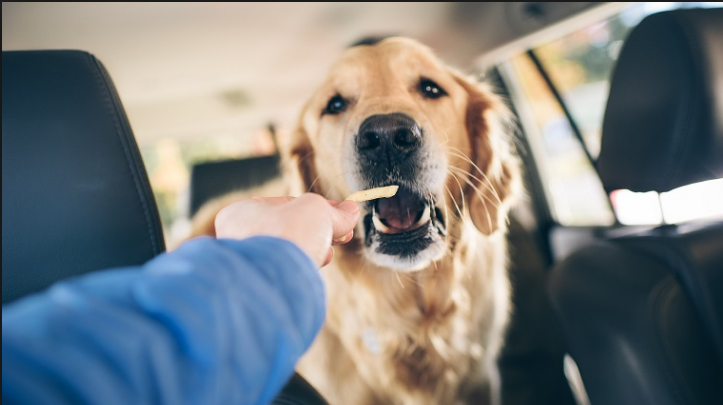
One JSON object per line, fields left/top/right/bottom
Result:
{"left": 3, "top": 3, "right": 722, "bottom": 405}
{"left": 1, "top": 48, "right": 329, "bottom": 405}
{"left": 549, "top": 8, "right": 723, "bottom": 405}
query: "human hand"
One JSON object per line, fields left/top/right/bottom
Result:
{"left": 214, "top": 193, "right": 360, "bottom": 267}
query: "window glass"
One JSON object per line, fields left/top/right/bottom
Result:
{"left": 502, "top": 55, "right": 614, "bottom": 226}
{"left": 140, "top": 127, "right": 280, "bottom": 242}
{"left": 501, "top": 2, "right": 723, "bottom": 226}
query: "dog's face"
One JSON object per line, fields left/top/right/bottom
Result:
{"left": 287, "top": 37, "right": 520, "bottom": 272}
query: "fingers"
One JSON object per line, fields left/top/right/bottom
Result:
{"left": 322, "top": 247, "right": 334, "bottom": 267}
{"left": 295, "top": 194, "right": 359, "bottom": 235}
{"left": 326, "top": 199, "right": 343, "bottom": 207}
{"left": 295, "top": 193, "right": 359, "bottom": 245}
{"left": 216, "top": 193, "right": 360, "bottom": 268}
{"left": 250, "top": 196, "right": 296, "bottom": 205}
{"left": 332, "top": 230, "right": 354, "bottom": 245}
{"left": 328, "top": 200, "right": 360, "bottom": 241}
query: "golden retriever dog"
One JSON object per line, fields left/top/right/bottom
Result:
{"left": 190, "top": 36, "right": 522, "bottom": 405}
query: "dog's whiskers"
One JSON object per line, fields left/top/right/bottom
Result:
{"left": 443, "top": 184, "right": 464, "bottom": 224}
{"left": 448, "top": 166, "right": 502, "bottom": 218}
{"left": 447, "top": 166, "right": 499, "bottom": 205}
{"left": 448, "top": 170, "right": 493, "bottom": 234}
{"left": 452, "top": 167, "right": 500, "bottom": 232}
{"left": 441, "top": 195, "right": 455, "bottom": 259}
{"left": 447, "top": 148, "right": 504, "bottom": 208}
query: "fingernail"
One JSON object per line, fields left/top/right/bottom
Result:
{"left": 333, "top": 235, "right": 348, "bottom": 243}
{"left": 338, "top": 200, "right": 360, "bottom": 214}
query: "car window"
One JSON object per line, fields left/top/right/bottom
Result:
{"left": 139, "top": 2, "right": 723, "bottom": 240}
{"left": 140, "top": 127, "right": 279, "bottom": 240}
{"left": 498, "top": 1, "right": 723, "bottom": 226}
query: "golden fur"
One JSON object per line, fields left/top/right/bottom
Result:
{"left": 189, "top": 37, "right": 522, "bottom": 405}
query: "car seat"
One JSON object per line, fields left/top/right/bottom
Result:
{"left": 2, "top": 49, "right": 327, "bottom": 405}
{"left": 549, "top": 8, "right": 723, "bottom": 405}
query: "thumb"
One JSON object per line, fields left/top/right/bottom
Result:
{"left": 329, "top": 200, "right": 360, "bottom": 241}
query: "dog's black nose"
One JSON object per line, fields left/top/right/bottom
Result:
{"left": 356, "top": 113, "right": 422, "bottom": 161}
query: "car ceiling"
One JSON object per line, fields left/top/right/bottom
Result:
{"left": 2, "top": 2, "right": 619, "bottom": 147}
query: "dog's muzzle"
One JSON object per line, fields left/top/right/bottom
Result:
{"left": 362, "top": 186, "right": 446, "bottom": 257}
{"left": 353, "top": 113, "right": 447, "bottom": 268}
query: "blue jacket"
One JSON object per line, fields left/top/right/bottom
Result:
{"left": 2, "top": 236, "right": 325, "bottom": 405}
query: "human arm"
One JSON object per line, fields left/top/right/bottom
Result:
{"left": 2, "top": 194, "right": 360, "bottom": 405}
{"left": 3, "top": 236, "right": 322, "bottom": 405}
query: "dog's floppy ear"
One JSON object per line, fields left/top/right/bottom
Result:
{"left": 281, "top": 108, "right": 321, "bottom": 195}
{"left": 453, "top": 73, "right": 522, "bottom": 235}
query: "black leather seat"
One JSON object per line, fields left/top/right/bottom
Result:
{"left": 189, "top": 154, "right": 281, "bottom": 216}
{"left": 2, "top": 49, "right": 327, "bottom": 405}
{"left": 2, "top": 50, "right": 166, "bottom": 304}
{"left": 549, "top": 8, "right": 723, "bottom": 405}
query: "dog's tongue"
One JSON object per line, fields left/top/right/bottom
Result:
{"left": 376, "top": 188, "right": 425, "bottom": 230}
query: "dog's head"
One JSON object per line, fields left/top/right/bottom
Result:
{"left": 284, "top": 37, "right": 521, "bottom": 272}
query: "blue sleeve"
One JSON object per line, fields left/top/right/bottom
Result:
{"left": 2, "top": 236, "right": 325, "bottom": 405}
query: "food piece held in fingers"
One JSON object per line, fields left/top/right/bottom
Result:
{"left": 345, "top": 185, "right": 399, "bottom": 203}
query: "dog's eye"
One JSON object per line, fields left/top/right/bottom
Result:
{"left": 323, "top": 95, "right": 348, "bottom": 115}
{"left": 419, "top": 79, "right": 447, "bottom": 99}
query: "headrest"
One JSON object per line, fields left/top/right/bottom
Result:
{"left": 597, "top": 8, "right": 723, "bottom": 193}
{"left": 2, "top": 50, "right": 166, "bottom": 304}
{"left": 189, "top": 154, "right": 281, "bottom": 216}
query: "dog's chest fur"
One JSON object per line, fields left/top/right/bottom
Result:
{"left": 297, "top": 233, "right": 509, "bottom": 405}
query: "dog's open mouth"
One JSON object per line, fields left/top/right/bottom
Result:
{"left": 362, "top": 186, "right": 446, "bottom": 259}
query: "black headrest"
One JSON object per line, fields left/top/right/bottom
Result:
{"left": 597, "top": 8, "right": 723, "bottom": 193}
{"left": 189, "top": 154, "right": 281, "bottom": 216}
{"left": 2, "top": 50, "right": 166, "bottom": 304}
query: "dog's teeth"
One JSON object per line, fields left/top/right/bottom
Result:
{"left": 372, "top": 214, "right": 392, "bottom": 233}
{"left": 416, "top": 205, "right": 431, "bottom": 226}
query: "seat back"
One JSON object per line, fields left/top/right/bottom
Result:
{"left": 2, "top": 49, "right": 327, "bottom": 405}
{"left": 2, "top": 50, "right": 166, "bottom": 304}
{"left": 189, "top": 154, "right": 281, "bottom": 217}
{"left": 549, "top": 8, "right": 723, "bottom": 405}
